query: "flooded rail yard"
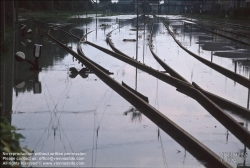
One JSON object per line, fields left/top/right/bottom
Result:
{"left": 1, "top": 13, "right": 250, "bottom": 168}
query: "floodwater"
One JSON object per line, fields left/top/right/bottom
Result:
{"left": 1, "top": 14, "right": 250, "bottom": 168}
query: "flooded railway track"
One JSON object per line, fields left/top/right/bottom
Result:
{"left": 192, "top": 20, "right": 250, "bottom": 33}
{"left": 96, "top": 18, "right": 250, "bottom": 149}
{"left": 162, "top": 19, "right": 250, "bottom": 89}
{"left": 147, "top": 22, "right": 250, "bottom": 118}
{"left": 31, "top": 20, "right": 233, "bottom": 168}
{"left": 184, "top": 19, "right": 250, "bottom": 45}
{"left": 105, "top": 18, "right": 250, "bottom": 116}
{"left": 183, "top": 20, "right": 250, "bottom": 46}
{"left": 91, "top": 16, "right": 250, "bottom": 164}
{"left": 23, "top": 14, "right": 248, "bottom": 167}
{"left": 105, "top": 18, "right": 250, "bottom": 118}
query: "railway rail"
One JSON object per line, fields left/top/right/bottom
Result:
{"left": 96, "top": 18, "right": 250, "bottom": 149}
{"left": 29, "top": 14, "right": 240, "bottom": 167}
{"left": 27, "top": 14, "right": 250, "bottom": 167}
{"left": 31, "top": 20, "right": 233, "bottom": 168}
{"left": 162, "top": 19, "right": 250, "bottom": 89}
{"left": 182, "top": 19, "right": 250, "bottom": 46}
{"left": 104, "top": 17, "right": 250, "bottom": 120}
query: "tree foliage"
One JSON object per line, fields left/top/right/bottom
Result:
{"left": 0, "top": 117, "right": 27, "bottom": 167}
{"left": 18, "top": 0, "right": 94, "bottom": 11}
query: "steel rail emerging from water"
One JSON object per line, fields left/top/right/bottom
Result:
{"left": 104, "top": 18, "right": 250, "bottom": 120}
{"left": 32, "top": 21, "right": 232, "bottom": 168}
{"left": 148, "top": 21, "right": 250, "bottom": 118}
{"left": 193, "top": 20, "right": 250, "bottom": 31}
{"left": 162, "top": 19, "right": 250, "bottom": 89}
{"left": 97, "top": 19, "right": 250, "bottom": 150}
{"left": 85, "top": 41, "right": 250, "bottom": 149}
{"left": 182, "top": 20, "right": 250, "bottom": 46}
{"left": 184, "top": 19, "right": 250, "bottom": 38}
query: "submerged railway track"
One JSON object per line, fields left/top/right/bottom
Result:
{"left": 183, "top": 19, "right": 250, "bottom": 45}
{"left": 161, "top": 19, "right": 250, "bottom": 89}
{"left": 99, "top": 18, "right": 250, "bottom": 148}
{"left": 105, "top": 18, "right": 250, "bottom": 118}
{"left": 29, "top": 16, "right": 250, "bottom": 167}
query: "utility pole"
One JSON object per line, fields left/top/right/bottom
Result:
{"left": 158, "top": 0, "right": 160, "bottom": 15}
{"left": 96, "top": 0, "right": 97, "bottom": 18}
{"left": 1, "top": 0, "right": 5, "bottom": 43}
{"left": 86, "top": 0, "right": 88, "bottom": 17}
{"left": 51, "top": 0, "right": 54, "bottom": 27}
{"left": 96, "top": 0, "right": 97, "bottom": 32}
{"left": 136, "top": 0, "right": 139, "bottom": 61}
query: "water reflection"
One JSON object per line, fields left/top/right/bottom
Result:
{"left": 167, "top": 18, "right": 250, "bottom": 75}
{"left": 69, "top": 67, "right": 93, "bottom": 78}
{"left": 12, "top": 20, "right": 78, "bottom": 95}
{"left": 123, "top": 107, "right": 142, "bottom": 123}
{"left": 3, "top": 15, "right": 250, "bottom": 167}
{"left": 15, "top": 71, "right": 41, "bottom": 96}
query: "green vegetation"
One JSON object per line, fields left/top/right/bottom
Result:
{"left": 17, "top": 0, "right": 96, "bottom": 20}
{"left": 20, "top": 10, "right": 84, "bottom": 21}
{"left": 18, "top": 0, "right": 93, "bottom": 12}
{"left": 0, "top": 116, "right": 30, "bottom": 167}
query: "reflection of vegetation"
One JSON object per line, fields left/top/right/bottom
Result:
{"left": 123, "top": 107, "right": 142, "bottom": 123}
{"left": 0, "top": 117, "right": 30, "bottom": 167}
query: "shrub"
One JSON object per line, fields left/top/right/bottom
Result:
{"left": 0, "top": 117, "right": 26, "bottom": 167}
